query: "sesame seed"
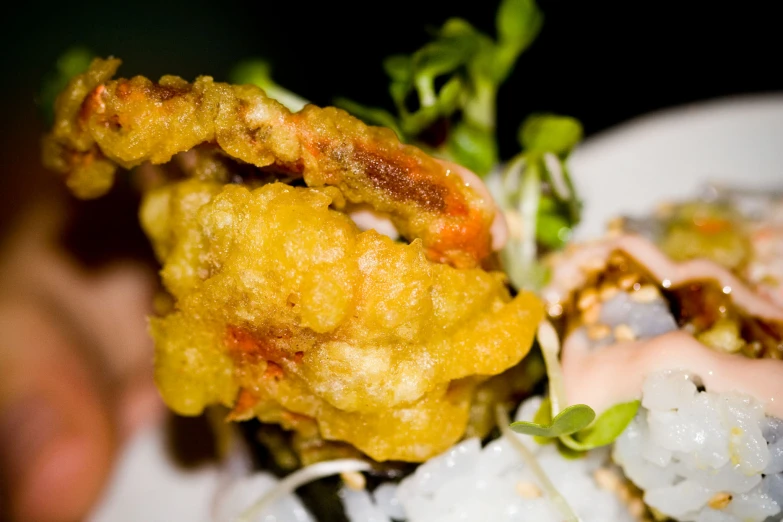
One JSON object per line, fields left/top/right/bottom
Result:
{"left": 587, "top": 323, "right": 611, "bottom": 341}
{"left": 582, "top": 302, "right": 602, "bottom": 325}
{"left": 614, "top": 324, "right": 636, "bottom": 342}
{"left": 608, "top": 252, "right": 627, "bottom": 267}
{"left": 340, "top": 470, "right": 366, "bottom": 491}
{"left": 593, "top": 468, "right": 622, "bottom": 491}
{"left": 618, "top": 273, "right": 639, "bottom": 290}
{"left": 515, "top": 481, "right": 542, "bottom": 499}
{"left": 599, "top": 284, "right": 619, "bottom": 301}
{"left": 548, "top": 303, "right": 563, "bottom": 317}
{"left": 629, "top": 498, "right": 646, "bottom": 518}
{"left": 583, "top": 256, "right": 607, "bottom": 273}
{"left": 607, "top": 217, "right": 625, "bottom": 237}
{"left": 578, "top": 288, "right": 599, "bottom": 310}
{"left": 707, "top": 491, "right": 732, "bottom": 510}
{"left": 630, "top": 284, "right": 660, "bottom": 303}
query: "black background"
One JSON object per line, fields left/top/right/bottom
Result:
{"left": 1, "top": 0, "right": 781, "bottom": 173}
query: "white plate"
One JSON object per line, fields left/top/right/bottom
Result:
{"left": 88, "top": 93, "right": 783, "bottom": 521}
{"left": 569, "top": 93, "right": 783, "bottom": 239}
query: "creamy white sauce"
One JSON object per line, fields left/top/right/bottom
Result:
{"left": 348, "top": 206, "right": 400, "bottom": 240}
{"left": 546, "top": 234, "right": 783, "bottom": 417}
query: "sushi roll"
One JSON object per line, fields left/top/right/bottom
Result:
{"left": 539, "top": 191, "right": 783, "bottom": 521}
{"left": 207, "top": 191, "right": 783, "bottom": 522}
{"left": 338, "top": 193, "right": 783, "bottom": 522}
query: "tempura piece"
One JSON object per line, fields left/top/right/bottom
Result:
{"left": 142, "top": 180, "right": 541, "bottom": 461}
{"left": 42, "top": 58, "right": 495, "bottom": 268}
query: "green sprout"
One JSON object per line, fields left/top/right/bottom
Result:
{"left": 334, "top": 0, "right": 584, "bottom": 289}
{"left": 491, "top": 113, "right": 583, "bottom": 291}
{"left": 229, "top": 60, "right": 309, "bottom": 112}
{"left": 510, "top": 322, "right": 640, "bottom": 458}
{"left": 336, "top": 0, "right": 542, "bottom": 176}
{"left": 39, "top": 47, "right": 95, "bottom": 125}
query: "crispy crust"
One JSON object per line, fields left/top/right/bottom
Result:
{"left": 43, "top": 58, "right": 495, "bottom": 269}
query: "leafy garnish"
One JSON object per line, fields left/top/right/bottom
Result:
{"left": 563, "top": 400, "right": 641, "bottom": 451}
{"left": 336, "top": 0, "right": 542, "bottom": 176}
{"left": 519, "top": 113, "right": 582, "bottom": 156}
{"left": 39, "top": 47, "right": 95, "bottom": 125}
{"left": 510, "top": 321, "right": 639, "bottom": 458}
{"left": 496, "top": 405, "right": 579, "bottom": 522}
{"left": 229, "top": 60, "right": 309, "bottom": 112}
{"left": 491, "top": 114, "right": 584, "bottom": 290}
{"left": 225, "top": 1, "right": 581, "bottom": 293}
{"left": 510, "top": 402, "right": 594, "bottom": 438}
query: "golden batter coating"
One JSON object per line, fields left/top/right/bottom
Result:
{"left": 143, "top": 180, "right": 542, "bottom": 461}
{"left": 43, "top": 58, "right": 495, "bottom": 269}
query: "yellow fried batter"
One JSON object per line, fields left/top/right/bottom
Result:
{"left": 143, "top": 180, "right": 542, "bottom": 461}
{"left": 43, "top": 58, "right": 494, "bottom": 269}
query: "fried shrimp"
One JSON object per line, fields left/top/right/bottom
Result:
{"left": 43, "top": 58, "right": 495, "bottom": 268}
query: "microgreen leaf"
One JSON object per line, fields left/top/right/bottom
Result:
{"left": 437, "top": 76, "right": 464, "bottom": 113}
{"left": 497, "top": 0, "right": 543, "bottom": 51}
{"left": 335, "top": 0, "right": 545, "bottom": 176}
{"left": 229, "top": 60, "right": 308, "bottom": 112}
{"left": 575, "top": 401, "right": 641, "bottom": 449}
{"left": 519, "top": 114, "right": 583, "bottom": 157}
{"left": 555, "top": 440, "right": 587, "bottom": 460}
{"left": 445, "top": 121, "right": 498, "bottom": 176}
{"left": 383, "top": 55, "right": 413, "bottom": 83}
{"left": 532, "top": 397, "right": 554, "bottom": 444}
{"left": 510, "top": 403, "right": 595, "bottom": 438}
{"left": 537, "top": 196, "right": 572, "bottom": 249}
{"left": 413, "top": 35, "right": 475, "bottom": 84}
{"left": 39, "top": 47, "right": 95, "bottom": 125}
{"left": 440, "top": 17, "right": 481, "bottom": 39}
{"left": 494, "top": 0, "right": 543, "bottom": 81}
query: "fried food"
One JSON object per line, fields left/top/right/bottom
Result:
{"left": 42, "top": 58, "right": 495, "bottom": 269}
{"left": 142, "top": 180, "right": 542, "bottom": 461}
{"left": 42, "top": 58, "right": 543, "bottom": 463}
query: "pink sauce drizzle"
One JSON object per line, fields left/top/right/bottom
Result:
{"left": 544, "top": 234, "right": 783, "bottom": 416}
{"left": 562, "top": 330, "right": 783, "bottom": 417}
{"left": 543, "top": 234, "right": 783, "bottom": 322}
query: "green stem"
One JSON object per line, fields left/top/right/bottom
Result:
{"left": 517, "top": 156, "right": 541, "bottom": 278}
{"left": 537, "top": 321, "right": 567, "bottom": 417}
{"left": 502, "top": 153, "right": 526, "bottom": 202}
{"left": 415, "top": 76, "right": 437, "bottom": 107}
{"left": 561, "top": 163, "right": 582, "bottom": 225}
{"left": 496, "top": 405, "right": 580, "bottom": 522}
{"left": 234, "top": 459, "right": 370, "bottom": 522}
{"left": 463, "top": 79, "right": 496, "bottom": 132}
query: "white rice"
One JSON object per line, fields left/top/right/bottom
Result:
{"left": 340, "top": 397, "right": 633, "bottom": 522}
{"left": 613, "top": 370, "right": 783, "bottom": 522}
{"left": 215, "top": 472, "right": 314, "bottom": 522}
{"left": 218, "top": 290, "right": 782, "bottom": 522}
